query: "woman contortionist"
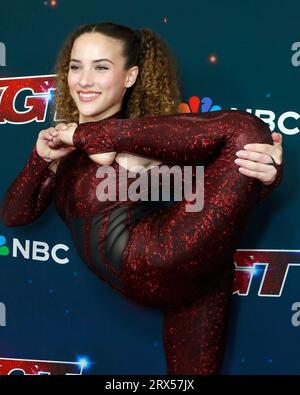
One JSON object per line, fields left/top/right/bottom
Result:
{"left": 1, "top": 22, "right": 283, "bottom": 374}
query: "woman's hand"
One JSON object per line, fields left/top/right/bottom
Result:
{"left": 234, "top": 132, "right": 283, "bottom": 185}
{"left": 50, "top": 123, "right": 117, "bottom": 165}
{"left": 49, "top": 122, "right": 78, "bottom": 147}
{"left": 36, "top": 124, "right": 76, "bottom": 162}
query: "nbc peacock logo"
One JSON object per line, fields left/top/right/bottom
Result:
{"left": 0, "top": 235, "right": 9, "bottom": 256}
{"left": 0, "top": 235, "right": 69, "bottom": 264}
{"left": 179, "top": 95, "right": 221, "bottom": 113}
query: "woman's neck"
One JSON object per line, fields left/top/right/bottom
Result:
{"left": 79, "top": 107, "right": 122, "bottom": 124}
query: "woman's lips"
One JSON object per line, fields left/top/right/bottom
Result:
{"left": 78, "top": 92, "right": 101, "bottom": 102}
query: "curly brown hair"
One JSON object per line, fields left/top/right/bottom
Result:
{"left": 52, "top": 22, "right": 182, "bottom": 123}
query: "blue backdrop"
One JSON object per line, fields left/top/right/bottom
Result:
{"left": 0, "top": 0, "right": 299, "bottom": 375}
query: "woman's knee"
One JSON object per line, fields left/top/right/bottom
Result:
{"left": 229, "top": 110, "right": 273, "bottom": 147}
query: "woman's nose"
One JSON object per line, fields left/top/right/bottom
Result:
{"left": 79, "top": 70, "right": 94, "bottom": 87}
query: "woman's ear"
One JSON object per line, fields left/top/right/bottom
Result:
{"left": 125, "top": 65, "right": 139, "bottom": 87}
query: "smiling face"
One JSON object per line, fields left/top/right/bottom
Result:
{"left": 68, "top": 32, "right": 138, "bottom": 123}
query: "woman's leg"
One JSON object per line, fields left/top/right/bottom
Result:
{"left": 119, "top": 113, "right": 269, "bottom": 307}
{"left": 73, "top": 111, "right": 273, "bottom": 375}
{"left": 163, "top": 264, "right": 234, "bottom": 375}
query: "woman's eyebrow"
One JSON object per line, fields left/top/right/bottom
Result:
{"left": 70, "top": 58, "right": 114, "bottom": 64}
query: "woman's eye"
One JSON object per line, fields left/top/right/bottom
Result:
{"left": 96, "top": 66, "right": 108, "bottom": 70}
{"left": 69, "top": 65, "right": 108, "bottom": 71}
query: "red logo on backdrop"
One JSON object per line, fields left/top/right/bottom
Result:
{"left": 0, "top": 75, "right": 55, "bottom": 124}
{"left": 0, "top": 357, "right": 87, "bottom": 375}
{"left": 233, "top": 249, "right": 300, "bottom": 296}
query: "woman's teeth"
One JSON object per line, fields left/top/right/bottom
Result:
{"left": 78, "top": 92, "right": 101, "bottom": 101}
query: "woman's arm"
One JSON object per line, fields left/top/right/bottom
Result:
{"left": 0, "top": 147, "right": 56, "bottom": 227}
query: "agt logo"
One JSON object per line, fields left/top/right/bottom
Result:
{"left": 0, "top": 42, "right": 5, "bottom": 67}
{"left": 0, "top": 302, "right": 6, "bottom": 327}
{"left": 291, "top": 42, "right": 300, "bottom": 67}
{"left": 0, "top": 75, "right": 56, "bottom": 124}
{"left": 0, "top": 357, "right": 90, "bottom": 375}
{"left": 0, "top": 234, "right": 69, "bottom": 264}
{"left": 233, "top": 249, "right": 300, "bottom": 297}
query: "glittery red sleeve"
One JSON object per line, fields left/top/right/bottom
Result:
{"left": 1, "top": 147, "right": 56, "bottom": 227}
{"left": 73, "top": 110, "right": 283, "bottom": 200}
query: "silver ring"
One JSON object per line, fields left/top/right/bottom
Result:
{"left": 266, "top": 155, "right": 277, "bottom": 166}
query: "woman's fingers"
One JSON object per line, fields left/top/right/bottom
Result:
{"left": 48, "top": 138, "right": 62, "bottom": 148}
{"left": 243, "top": 143, "right": 275, "bottom": 155}
{"left": 236, "top": 150, "right": 273, "bottom": 164}
{"left": 42, "top": 132, "right": 53, "bottom": 141}
{"left": 55, "top": 123, "right": 68, "bottom": 131}
{"left": 271, "top": 132, "right": 283, "bottom": 145}
{"left": 49, "top": 128, "right": 59, "bottom": 137}
{"left": 242, "top": 143, "right": 282, "bottom": 165}
{"left": 235, "top": 157, "right": 277, "bottom": 184}
{"left": 234, "top": 158, "right": 277, "bottom": 172}
{"left": 41, "top": 128, "right": 58, "bottom": 142}
{"left": 41, "top": 124, "right": 78, "bottom": 148}
{"left": 48, "top": 130, "right": 66, "bottom": 147}
{"left": 237, "top": 166, "right": 276, "bottom": 184}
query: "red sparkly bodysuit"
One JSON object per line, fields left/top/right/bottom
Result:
{"left": 1, "top": 110, "right": 282, "bottom": 374}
